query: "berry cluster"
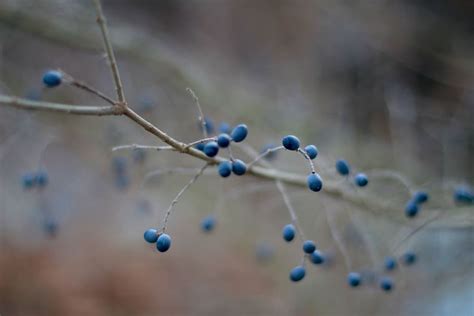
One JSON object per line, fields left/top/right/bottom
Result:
{"left": 21, "top": 170, "right": 49, "bottom": 190}
{"left": 405, "top": 191, "right": 429, "bottom": 218}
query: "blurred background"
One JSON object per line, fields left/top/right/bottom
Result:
{"left": 0, "top": 0, "right": 473, "bottom": 315}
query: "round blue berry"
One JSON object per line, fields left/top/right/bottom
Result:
{"left": 336, "top": 159, "right": 350, "bottom": 176}
{"left": 231, "top": 159, "right": 247, "bottom": 176}
{"left": 21, "top": 173, "right": 36, "bottom": 189}
{"left": 217, "top": 133, "right": 231, "bottom": 148}
{"left": 304, "top": 145, "right": 318, "bottom": 160}
{"left": 453, "top": 186, "right": 473, "bottom": 204}
{"left": 35, "top": 171, "right": 49, "bottom": 188}
{"left": 302, "top": 240, "right": 316, "bottom": 254}
{"left": 203, "top": 141, "right": 219, "bottom": 157}
{"left": 307, "top": 173, "right": 323, "bottom": 192}
{"left": 156, "top": 233, "right": 172, "bottom": 252}
{"left": 195, "top": 143, "right": 205, "bottom": 151}
{"left": 282, "top": 224, "right": 296, "bottom": 242}
{"left": 282, "top": 135, "right": 300, "bottom": 151}
{"left": 384, "top": 256, "right": 397, "bottom": 271}
{"left": 218, "top": 122, "right": 231, "bottom": 134}
{"left": 42, "top": 70, "right": 62, "bottom": 87}
{"left": 289, "top": 265, "right": 306, "bottom": 282}
{"left": 354, "top": 173, "right": 368, "bottom": 187}
{"left": 144, "top": 228, "right": 158, "bottom": 243}
{"left": 379, "top": 277, "right": 394, "bottom": 292}
{"left": 413, "top": 191, "right": 429, "bottom": 204}
{"left": 201, "top": 215, "right": 216, "bottom": 232}
{"left": 405, "top": 201, "right": 419, "bottom": 218}
{"left": 347, "top": 272, "right": 361, "bottom": 287}
{"left": 218, "top": 161, "right": 232, "bottom": 178}
{"left": 230, "top": 124, "right": 248, "bottom": 143}
{"left": 310, "top": 250, "right": 325, "bottom": 265}
{"left": 402, "top": 252, "right": 416, "bottom": 265}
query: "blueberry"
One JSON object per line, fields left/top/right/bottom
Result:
{"left": 402, "top": 252, "right": 416, "bottom": 265}
{"left": 260, "top": 143, "right": 278, "bottom": 161}
{"left": 289, "top": 265, "right": 306, "bottom": 282}
{"left": 218, "top": 161, "right": 232, "bottom": 177}
{"left": 310, "top": 250, "right": 325, "bottom": 265}
{"left": 21, "top": 173, "right": 36, "bottom": 189}
{"left": 304, "top": 145, "right": 318, "bottom": 160}
{"left": 302, "top": 240, "right": 316, "bottom": 254}
{"left": 35, "top": 171, "right": 49, "bottom": 188}
{"left": 354, "top": 173, "right": 368, "bottom": 187}
{"left": 203, "top": 141, "right": 219, "bottom": 157}
{"left": 201, "top": 215, "right": 216, "bottom": 232}
{"left": 307, "top": 173, "right": 323, "bottom": 192}
{"left": 384, "top": 256, "right": 397, "bottom": 271}
{"left": 195, "top": 143, "right": 205, "bottom": 151}
{"left": 217, "top": 133, "right": 231, "bottom": 148}
{"left": 379, "top": 277, "right": 394, "bottom": 292}
{"left": 453, "top": 186, "right": 473, "bottom": 204}
{"left": 405, "top": 201, "right": 419, "bottom": 218}
{"left": 144, "top": 228, "right": 158, "bottom": 243}
{"left": 231, "top": 159, "right": 247, "bottom": 176}
{"left": 218, "top": 122, "right": 231, "bottom": 134}
{"left": 347, "top": 272, "right": 361, "bottom": 287}
{"left": 156, "top": 233, "right": 172, "bottom": 252}
{"left": 282, "top": 224, "right": 296, "bottom": 242}
{"left": 230, "top": 124, "right": 248, "bottom": 143}
{"left": 42, "top": 70, "right": 62, "bottom": 87}
{"left": 413, "top": 191, "right": 429, "bottom": 204}
{"left": 336, "top": 159, "right": 350, "bottom": 176}
{"left": 281, "top": 135, "right": 300, "bottom": 151}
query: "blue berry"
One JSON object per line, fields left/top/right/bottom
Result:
{"left": 218, "top": 161, "right": 232, "bottom": 177}
{"left": 405, "top": 201, "right": 419, "bottom": 218}
{"left": 281, "top": 135, "right": 300, "bottom": 151}
{"left": 195, "top": 143, "right": 205, "bottom": 151}
{"left": 156, "top": 233, "right": 172, "bottom": 252}
{"left": 282, "top": 224, "right": 296, "bottom": 242}
{"left": 21, "top": 173, "right": 36, "bottom": 189}
{"left": 379, "top": 277, "right": 394, "bottom": 292}
{"left": 310, "top": 250, "right": 325, "bottom": 265}
{"left": 304, "top": 145, "right": 318, "bottom": 160}
{"left": 218, "top": 122, "right": 231, "bottom": 134}
{"left": 384, "top": 256, "right": 397, "bottom": 271}
{"left": 453, "top": 186, "right": 473, "bottom": 204}
{"left": 307, "top": 173, "right": 323, "bottom": 192}
{"left": 217, "top": 133, "right": 231, "bottom": 148}
{"left": 354, "top": 173, "right": 368, "bottom": 187}
{"left": 35, "top": 171, "right": 49, "bottom": 188}
{"left": 231, "top": 159, "right": 247, "bottom": 176}
{"left": 347, "top": 272, "right": 361, "bottom": 287}
{"left": 144, "top": 228, "right": 158, "bottom": 243}
{"left": 289, "top": 265, "right": 306, "bottom": 282}
{"left": 302, "top": 240, "right": 316, "bottom": 254}
{"left": 336, "top": 159, "right": 350, "bottom": 176}
{"left": 413, "top": 191, "right": 429, "bottom": 204}
{"left": 42, "top": 70, "right": 62, "bottom": 87}
{"left": 203, "top": 141, "right": 219, "bottom": 157}
{"left": 402, "top": 252, "right": 416, "bottom": 265}
{"left": 230, "top": 124, "right": 248, "bottom": 143}
{"left": 201, "top": 215, "right": 216, "bottom": 232}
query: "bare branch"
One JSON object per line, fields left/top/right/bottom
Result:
{"left": 112, "top": 144, "right": 175, "bottom": 152}
{"left": 60, "top": 70, "right": 116, "bottom": 105}
{"left": 186, "top": 87, "right": 207, "bottom": 138}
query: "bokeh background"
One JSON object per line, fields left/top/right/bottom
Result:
{"left": 0, "top": 0, "right": 473, "bottom": 315}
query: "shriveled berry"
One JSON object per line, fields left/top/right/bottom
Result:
{"left": 307, "top": 173, "right": 323, "bottom": 192}
{"left": 282, "top": 135, "right": 300, "bottom": 151}
{"left": 230, "top": 124, "right": 248, "bottom": 142}
{"left": 232, "top": 159, "right": 247, "bottom": 176}
{"left": 304, "top": 145, "right": 318, "bottom": 159}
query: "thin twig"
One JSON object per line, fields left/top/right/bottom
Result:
{"left": 186, "top": 87, "right": 207, "bottom": 138}
{"left": 93, "top": 0, "right": 126, "bottom": 103}
{"left": 112, "top": 144, "right": 175, "bottom": 152}
{"left": 297, "top": 148, "right": 316, "bottom": 174}
{"left": 60, "top": 71, "right": 116, "bottom": 105}
{"left": 247, "top": 146, "right": 284, "bottom": 168}
{"left": 161, "top": 163, "right": 209, "bottom": 231}
{"left": 275, "top": 180, "right": 305, "bottom": 241}
{"left": 184, "top": 137, "right": 216, "bottom": 149}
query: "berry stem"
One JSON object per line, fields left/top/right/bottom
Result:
{"left": 184, "top": 137, "right": 217, "bottom": 149}
{"left": 297, "top": 148, "right": 316, "bottom": 174}
{"left": 60, "top": 70, "right": 116, "bottom": 105}
{"left": 112, "top": 144, "right": 175, "bottom": 152}
{"left": 247, "top": 146, "right": 284, "bottom": 168}
{"left": 186, "top": 87, "right": 208, "bottom": 138}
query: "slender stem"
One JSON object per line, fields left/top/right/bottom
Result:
{"left": 93, "top": 0, "right": 126, "bottom": 103}
{"left": 275, "top": 180, "right": 305, "bottom": 241}
{"left": 0, "top": 95, "right": 122, "bottom": 116}
{"left": 247, "top": 146, "right": 284, "bottom": 167}
{"left": 186, "top": 87, "right": 207, "bottom": 138}
{"left": 184, "top": 137, "right": 216, "bottom": 149}
{"left": 297, "top": 148, "right": 316, "bottom": 174}
{"left": 61, "top": 71, "right": 116, "bottom": 105}
{"left": 112, "top": 144, "right": 175, "bottom": 152}
{"left": 161, "top": 163, "right": 209, "bottom": 231}
{"left": 366, "top": 169, "right": 414, "bottom": 196}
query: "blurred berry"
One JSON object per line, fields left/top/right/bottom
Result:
{"left": 413, "top": 191, "right": 429, "bottom": 204}
{"left": 302, "top": 240, "right": 316, "bottom": 254}
{"left": 201, "top": 215, "right": 216, "bottom": 232}
{"left": 144, "top": 229, "right": 159, "bottom": 243}
{"left": 336, "top": 159, "right": 350, "bottom": 176}
{"left": 402, "top": 252, "right": 417, "bottom": 265}
{"left": 354, "top": 173, "right": 368, "bottom": 187}
{"left": 380, "top": 277, "right": 394, "bottom": 292}
{"left": 347, "top": 272, "right": 361, "bottom": 287}
{"left": 282, "top": 224, "right": 296, "bottom": 242}
{"left": 156, "top": 233, "right": 172, "bottom": 252}
{"left": 35, "top": 170, "right": 49, "bottom": 188}
{"left": 290, "top": 265, "right": 306, "bottom": 282}
{"left": 310, "top": 250, "right": 325, "bottom": 265}
{"left": 230, "top": 124, "right": 248, "bottom": 143}
{"left": 405, "top": 201, "right": 419, "bottom": 218}
{"left": 42, "top": 70, "right": 62, "bottom": 87}
{"left": 384, "top": 256, "right": 397, "bottom": 271}
{"left": 21, "top": 173, "right": 36, "bottom": 189}
{"left": 218, "top": 122, "right": 231, "bottom": 134}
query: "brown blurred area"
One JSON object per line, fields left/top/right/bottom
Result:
{"left": 0, "top": 0, "right": 473, "bottom": 315}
